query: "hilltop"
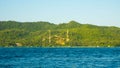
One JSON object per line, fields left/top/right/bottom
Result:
{"left": 0, "top": 20, "right": 120, "bottom": 47}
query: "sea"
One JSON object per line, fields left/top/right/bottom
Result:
{"left": 0, "top": 47, "right": 120, "bottom": 68}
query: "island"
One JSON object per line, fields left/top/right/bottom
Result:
{"left": 0, "top": 20, "right": 120, "bottom": 47}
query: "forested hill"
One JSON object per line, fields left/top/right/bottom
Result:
{"left": 0, "top": 21, "right": 120, "bottom": 47}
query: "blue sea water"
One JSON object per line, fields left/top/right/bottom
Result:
{"left": 0, "top": 48, "right": 120, "bottom": 68}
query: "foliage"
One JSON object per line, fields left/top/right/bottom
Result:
{"left": 0, "top": 20, "right": 120, "bottom": 47}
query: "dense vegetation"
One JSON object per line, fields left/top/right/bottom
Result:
{"left": 0, "top": 20, "right": 120, "bottom": 47}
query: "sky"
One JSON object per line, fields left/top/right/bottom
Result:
{"left": 0, "top": 0, "right": 120, "bottom": 27}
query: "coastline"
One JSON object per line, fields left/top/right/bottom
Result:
{"left": 0, "top": 45, "right": 118, "bottom": 48}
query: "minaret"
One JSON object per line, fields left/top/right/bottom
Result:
{"left": 48, "top": 30, "right": 51, "bottom": 44}
{"left": 66, "top": 29, "right": 69, "bottom": 42}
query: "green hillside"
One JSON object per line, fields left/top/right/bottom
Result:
{"left": 0, "top": 21, "right": 120, "bottom": 47}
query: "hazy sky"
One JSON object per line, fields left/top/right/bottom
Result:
{"left": 0, "top": 0, "right": 120, "bottom": 27}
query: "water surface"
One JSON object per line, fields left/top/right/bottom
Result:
{"left": 0, "top": 47, "right": 120, "bottom": 68}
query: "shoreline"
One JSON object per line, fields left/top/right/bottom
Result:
{"left": 0, "top": 46, "right": 118, "bottom": 48}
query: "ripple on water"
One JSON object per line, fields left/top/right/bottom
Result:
{"left": 0, "top": 48, "right": 120, "bottom": 68}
